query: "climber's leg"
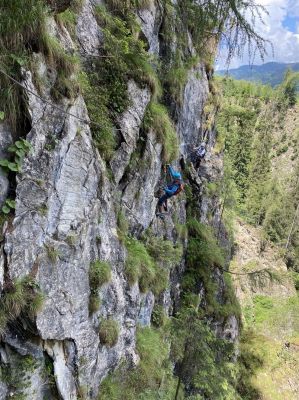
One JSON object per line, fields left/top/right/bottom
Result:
{"left": 157, "top": 193, "right": 168, "bottom": 214}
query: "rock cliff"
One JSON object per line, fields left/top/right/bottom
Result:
{"left": 0, "top": 1, "right": 239, "bottom": 399}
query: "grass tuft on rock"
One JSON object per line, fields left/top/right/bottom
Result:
{"left": 89, "top": 260, "right": 112, "bottom": 289}
{"left": 143, "top": 102, "right": 179, "bottom": 163}
{"left": 0, "top": 276, "right": 44, "bottom": 336}
{"left": 99, "top": 319, "right": 119, "bottom": 347}
{"left": 89, "top": 260, "right": 111, "bottom": 314}
{"left": 124, "top": 237, "right": 170, "bottom": 294}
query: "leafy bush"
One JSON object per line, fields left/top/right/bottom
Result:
{"left": 1, "top": 199, "right": 16, "bottom": 215}
{"left": 0, "top": 138, "right": 32, "bottom": 174}
{"left": 99, "top": 319, "right": 119, "bottom": 347}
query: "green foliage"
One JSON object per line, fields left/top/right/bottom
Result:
{"left": 171, "top": 307, "right": 240, "bottom": 400}
{"left": 79, "top": 5, "right": 161, "bottom": 161}
{"left": 252, "top": 295, "right": 274, "bottom": 324}
{"left": 89, "top": 260, "right": 111, "bottom": 314}
{"left": 117, "top": 209, "right": 129, "bottom": 241}
{"left": 216, "top": 77, "right": 274, "bottom": 211}
{"left": 176, "top": 0, "right": 268, "bottom": 64}
{"left": 186, "top": 219, "right": 224, "bottom": 269}
{"left": 0, "top": 276, "right": 44, "bottom": 336}
{"left": 183, "top": 218, "right": 241, "bottom": 320}
{"left": 143, "top": 234, "right": 183, "bottom": 267}
{"left": 78, "top": 70, "right": 116, "bottom": 161}
{"left": 143, "top": 102, "right": 179, "bottom": 163}
{"left": 43, "top": 35, "right": 80, "bottom": 100}
{"left": 0, "top": 138, "right": 32, "bottom": 174}
{"left": 99, "top": 326, "right": 177, "bottom": 399}
{"left": 0, "top": 0, "right": 46, "bottom": 130}
{"left": 45, "top": 245, "right": 60, "bottom": 264}
{"left": 124, "top": 234, "right": 181, "bottom": 295}
{"left": 151, "top": 304, "right": 167, "bottom": 327}
{"left": 125, "top": 237, "right": 159, "bottom": 293}
{"left": 236, "top": 330, "right": 263, "bottom": 400}
{"left": 0, "top": 0, "right": 79, "bottom": 129}
{"left": 99, "top": 318, "right": 119, "bottom": 347}
{"left": 276, "top": 69, "right": 299, "bottom": 109}
{"left": 163, "top": 54, "right": 199, "bottom": 105}
{"left": 89, "top": 260, "right": 112, "bottom": 289}
{"left": 56, "top": 9, "right": 77, "bottom": 39}
{"left": 1, "top": 199, "right": 16, "bottom": 215}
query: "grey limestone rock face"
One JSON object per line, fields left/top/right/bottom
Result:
{"left": 177, "top": 64, "right": 209, "bottom": 158}
{"left": 110, "top": 80, "right": 151, "bottom": 185}
{"left": 0, "top": 1, "right": 239, "bottom": 398}
{"left": 0, "top": 381, "right": 7, "bottom": 400}
{"left": 77, "top": 0, "right": 103, "bottom": 55}
{"left": 137, "top": 0, "right": 163, "bottom": 55}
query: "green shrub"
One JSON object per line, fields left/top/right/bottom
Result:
{"left": 45, "top": 245, "right": 60, "bottom": 264}
{"left": 89, "top": 260, "right": 112, "bottom": 289}
{"left": 0, "top": 138, "right": 32, "bottom": 175}
{"left": 144, "top": 235, "right": 183, "bottom": 267}
{"left": 78, "top": 70, "right": 116, "bottom": 161}
{"left": 89, "top": 296, "right": 101, "bottom": 314}
{"left": 99, "top": 319, "right": 119, "bottom": 347}
{"left": 186, "top": 219, "right": 225, "bottom": 269}
{"left": 117, "top": 209, "right": 129, "bottom": 241}
{"left": 0, "top": 0, "right": 47, "bottom": 130}
{"left": 0, "top": 276, "right": 44, "bottom": 336}
{"left": 143, "top": 102, "right": 179, "bottom": 163}
{"left": 42, "top": 35, "right": 80, "bottom": 100}
{"left": 151, "top": 304, "right": 167, "bottom": 327}
{"left": 182, "top": 218, "right": 241, "bottom": 320}
{"left": 99, "top": 326, "right": 177, "bottom": 399}
{"left": 293, "top": 272, "right": 299, "bottom": 291}
{"left": 89, "top": 261, "right": 111, "bottom": 314}
{"left": 253, "top": 295, "right": 274, "bottom": 324}
{"left": 163, "top": 55, "right": 199, "bottom": 105}
{"left": 125, "top": 237, "right": 156, "bottom": 292}
{"left": 125, "top": 237, "right": 168, "bottom": 294}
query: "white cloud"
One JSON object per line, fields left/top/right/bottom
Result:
{"left": 216, "top": 0, "right": 299, "bottom": 69}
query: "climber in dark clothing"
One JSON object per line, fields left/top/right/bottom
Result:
{"left": 157, "top": 165, "right": 184, "bottom": 215}
{"left": 192, "top": 142, "right": 206, "bottom": 168}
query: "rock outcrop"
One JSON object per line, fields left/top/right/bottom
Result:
{"left": 0, "top": 1, "right": 238, "bottom": 399}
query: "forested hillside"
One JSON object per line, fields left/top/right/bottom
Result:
{"left": 0, "top": 1, "right": 273, "bottom": 399}
{"left": 215, "top": 73, "right": 299, "bottom": 399}
{"left": 217, "top": 62, "right": 299, "bottom": 87}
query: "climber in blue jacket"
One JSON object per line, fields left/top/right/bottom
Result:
{"left": 156, "top": 165, "right": 184, "bottom": 215}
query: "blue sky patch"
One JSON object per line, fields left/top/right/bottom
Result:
{"left": 282, "top": 14, "right": 299, "bottom": 33}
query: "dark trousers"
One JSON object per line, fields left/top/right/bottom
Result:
{"left": 158, "top": 193, "right": 171, "bottom": 211}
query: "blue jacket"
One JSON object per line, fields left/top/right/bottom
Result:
{"left": 164, "top": 166, "right": 182, "bottom": 196}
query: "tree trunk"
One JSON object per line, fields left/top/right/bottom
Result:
{"left": 174, "top": 376, "right": 181, "bottom": 400}
{"left": 285, "top": 202, "right": 299, "bottom": 251}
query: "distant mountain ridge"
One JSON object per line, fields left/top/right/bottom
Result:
{"left": 217, "top": 62, "right": 299, "bottom": 86}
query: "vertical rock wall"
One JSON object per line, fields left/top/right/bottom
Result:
{"left": 0, "top": 1, "right": 238, "bottom": 399}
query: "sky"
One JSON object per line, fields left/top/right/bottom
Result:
{"left": 216, "top": 0, "right": 299, "bottom": 69}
